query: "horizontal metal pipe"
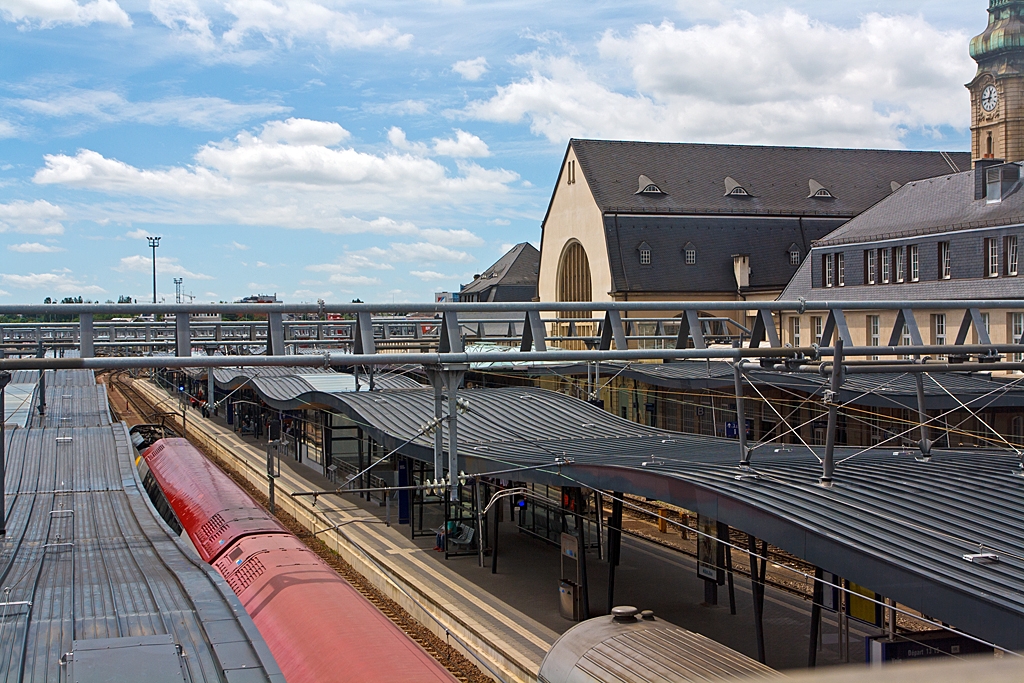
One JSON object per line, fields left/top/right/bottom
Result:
{"left": 3, "top": 299, "right": 1024, "bottom": 316}
{"left": 819, "top": 362, "right": 1024, "bottom": 374}
{"left": 816, "top": 344, "right": 1021, "bottom": 356}
{"left": 0, "top": 346, "right": 804, "bottom": 370}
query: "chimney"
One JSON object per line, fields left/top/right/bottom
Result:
{"left": 975, "top": 158, "right": 1004, "bottom": 200}
{"left": 732, "top": 254, "right": 750, "bottom": 290}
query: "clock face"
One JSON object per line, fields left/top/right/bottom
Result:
{"left": 982, "top": 85, "right": 999, "bottom": 112}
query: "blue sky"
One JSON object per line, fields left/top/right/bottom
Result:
{"left": 0, "top": 0, "right": 988, "bottom": 303}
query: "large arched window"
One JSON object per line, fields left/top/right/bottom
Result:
{"left": 557, "top": 240, "right": 592, "bottom": 319}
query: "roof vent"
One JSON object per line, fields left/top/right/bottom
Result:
{"left": 808, "top": 179, "right": 834, "bottom": 199}
{"left": 636, "top": 174, "right": 664, "bottom": 195}
{"left": 611, "top": 606, "right": 639, "bottom": 623}
{"left": 724, "top": 177, "right": 750, "bottom": 197}
{"left": 890, "top": 181, "right": 903, "bottom": 193}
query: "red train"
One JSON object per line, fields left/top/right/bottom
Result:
{"left": 141, "top": 438, "right": 457, "bottom": 683}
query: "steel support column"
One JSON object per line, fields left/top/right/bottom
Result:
{"left": 808, "top": 566, "right": 823, "bottom": 667}
{"left": 267, "top": 312, "right": 285, "bottom": 356}
{"left": 606, "top": 493, "right": 623, "bottom": 613}
{"left": 0, "top": 371, "right": 9, "bottom": 535}
{"left": 748, "top": 534, "right": 767, "bottom": 664}
{"left": 821, "top": 336, "right": 844, "bottom": 487}
{"left": 733, "top": 344, "right": 749, "bottom": 468}
{"left": 207, "top": 369, "right": 216, "bottom": 415}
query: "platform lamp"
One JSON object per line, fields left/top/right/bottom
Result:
{"left": 147, "top": 236, "right": 161, "bottom": 304}
{"left": 0, "top": 370, "right": 10, "bottom": 535}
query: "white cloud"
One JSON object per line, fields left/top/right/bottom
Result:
{"left": 32, "top": 118, "right": 521, "bottom": 234}
{"left": 419, "top": 228, "right": 483, "bottom": 246}
{"left": 0, "top": 270, "right": 105, "bottom": 293}
{"left": 433, "top": 129, "right": 490, "bottom": 158}
{"left": 258, "top": 117, "right": 349, "bottom": 146}
{"left": 327, "top": 273, "right": 380, "bottom": 286}
{"left": 0, "top": 200, "right": 66, "bottom": 235}
{"left": 389, "top": 242, "right": 474, "bottom": 263}
{"left": 153, "top": 0, "right": 412, "bottom": 54}
{"left": 291, "top": 288, "right": 333, "bottom": 301}
{"left": 387, "top": 126, "right": 429, "bottom": 155}
{"left": 7, "top": 242, "right": 65, "bottom": 253}
{"left": 465, "top": 11, "right": 973, "bottom": 148}
{"left": 35, "top": 149, "right": 233, "bottom": 197}
{"left": 0, "top": 289, "right": 9, "bottom": 296}
{"left": 149, "top": 0, "right": 216, "bottom": 50}
{"left": 489, "top": 218, "right": 511, "bottom": 225}
{"left": 0, "top": 119, "right": 19, "bottom": 138}
{"left": 125, "top": 228, "right": 149, "bottom": 239}
{"left": 452, "top": 56, "right": 488, "bottom": 81}
{"left": 370, "top": 99, "right": 429, "bottom": 116}
{"left": 8, "top": 88, "right": 289, "bottom": 130}
{"left": 410, "top": 270, "right": 455, "bottom": 281}
{"left": 116, "top": 254, "right": 214, "bottom": 279}
{"left": 255, "top": 260, "right": 268, "bottom": 267}
{"left": 1, "top": 0, "right": 131, "bottom": 29}
{"left": 229, "top": 240, "right": 249, "bottom": 250}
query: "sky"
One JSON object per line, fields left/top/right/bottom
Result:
{"left": 0, "top": 0, "right": 990, "bottom": 304}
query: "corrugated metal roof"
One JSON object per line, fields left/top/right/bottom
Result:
{"left": 0, "top": 373, "right": 283, "bottom": 682}
{"left": 238, "top": 384, "right": 1024, "bottom": 652}
{"left": 580, "top": 361, "right": 1024, "bottom": 409}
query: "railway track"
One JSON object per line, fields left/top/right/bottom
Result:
{"left": 103, "top": 373, "right": 490, "bottom": 683}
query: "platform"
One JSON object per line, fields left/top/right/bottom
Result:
{"left": 0, "top": 370, "right": 283, "bottom": 683}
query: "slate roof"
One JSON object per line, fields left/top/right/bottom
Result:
{"left": 781, "top": 257, "right": 1024, "bottom": 301}
{"left": 605, "top": 214, "right": 844, "bottom": 294}
{"left": 565, "top": 140, "right": 970, "bottom": 218}
{"left": 814, "top": 168, "right": 1024, "bottom": 247}
{"left": 460, "top": 242, "right": 539, "bottom": 301}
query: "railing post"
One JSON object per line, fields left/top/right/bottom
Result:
{"left": 79, "top": 313, "right": 94, "bottom": 359}
{"left": 175, "top": 313, "right": 191, "bottom": 358}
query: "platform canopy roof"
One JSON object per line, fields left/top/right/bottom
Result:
{"left": 511, "top": 360, "right": 1024, "bottom": 410}
{"left": 216, "top": 368, "right": 1024, "bottom": 653}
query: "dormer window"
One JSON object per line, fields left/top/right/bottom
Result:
{"left": 787, "top": 243, "right": 801, "bottom": 266}
{"left": 683, "top": 242, "right": 696, "bottom": 265}
{"left": 635, "top": 174, "right": 665, "bottom": 195}
{"left": 637, "top": 241, "right": 652, "bottom": 266}
{"left": 808, "top": 179, "right": 834, "bottom": 199}
{"left": 724, "top": 177, "right": 751, "bottom": 197}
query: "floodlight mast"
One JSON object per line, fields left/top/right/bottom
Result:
{"left": 147, "top": 236, "right": 161, "bottom": 304}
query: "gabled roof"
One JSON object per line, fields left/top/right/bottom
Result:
{"left": 813, "top": 168, "right": 1024, "bottom": 247}
{"left": 562, "top": 139, "right": 969, "bottom": 219}
{"left": 460, "top": 242, "right": 539, "bottom": 297}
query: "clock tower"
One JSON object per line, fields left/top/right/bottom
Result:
{"left": 968, "top": 0, "right": 1024, "bottom": 165}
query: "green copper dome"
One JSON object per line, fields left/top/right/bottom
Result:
{"left": 972, "top": 0, "right": 1024, "bottom": 61}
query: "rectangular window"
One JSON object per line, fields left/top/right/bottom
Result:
{"left": 901, "top": 324, "right": 912, "bottom": 360}
{"left": 865, "top": 249, "right": 876, "bottom": 285}
{"left": 811, "top": 316, "right": 823, "bottom": 345}
{"left": 939, "top": 241, "right": 951, "bottom": 279}
{"left": 880, "top": 248, "right": 890, "bottom": 283}
{"left": 986, "top": 237, "right": 999, "bottom": 277}
{"left": 983, "top": 312, "right": 991, "bottom": 336}
{"left": 894, "top": 246, "right": 905, "bottom": 283}
{"left": 1006, "top": 236, "right": 1018, "bottom": 276}
{"left": 640, "top": 249, "right": 651, "bottom": 265}
{"left": 836, "top": 252, "right": 845, "bottom": 286}
{"left": 823, "top": 254, "right": 834, "bottom": 288}
{"left": 868, "top": 315, "right": 880, "bottom": 360}
{"left": 934, "top": 313, "right": 946, "bottom": 360}
{"left": 909, "top": 245, "right": 919, "bottom": 282}
{"left": 1013, "top": 313, "right": 1024, "bottom": 363}
{"left": 791, "top": 317, "right": 801, "bottom": 347}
